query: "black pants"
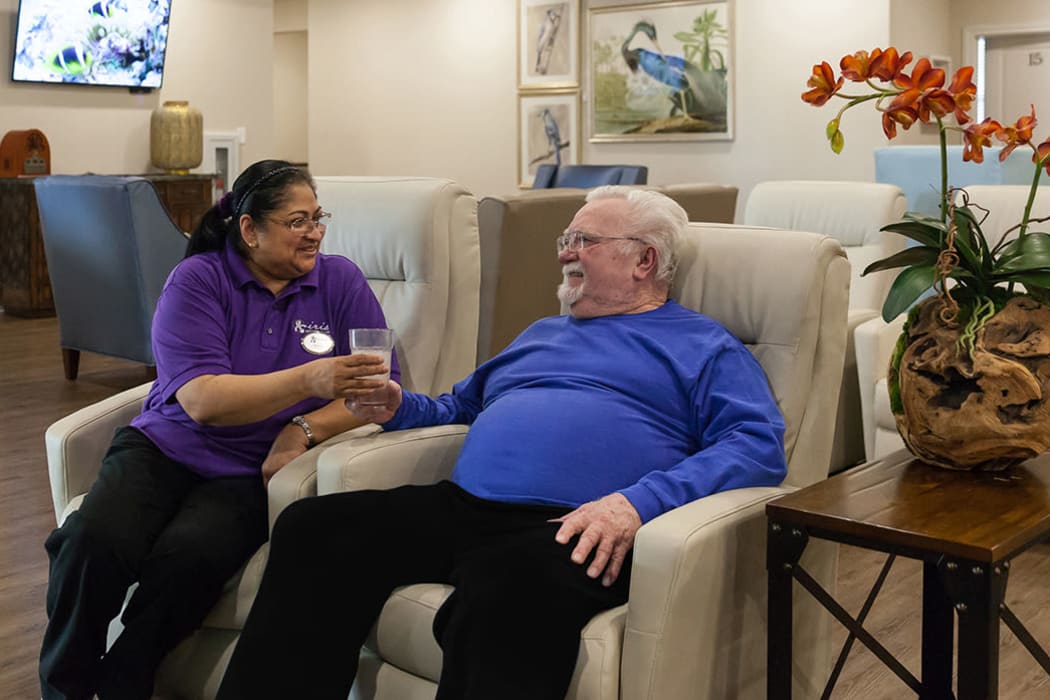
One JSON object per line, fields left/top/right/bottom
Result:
{"left": 40, "top": 427, "right": 269, "bottom": 700}
{"left": 217, "top": 480, "right": 631, "bottom": 700}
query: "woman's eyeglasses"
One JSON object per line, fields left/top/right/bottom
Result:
{"left": 272, "top": 211, "right": 332, "bottom": 234}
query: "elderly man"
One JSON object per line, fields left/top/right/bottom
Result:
{"left": 217, "top": 186, "right": 786, "bottom": 700}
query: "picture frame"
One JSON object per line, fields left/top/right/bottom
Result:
{"left": 518, "top": 90, "right": 580, "bottom": 187}
{"left": 518, "top": 0, "right": 580, "bottom": 90}
{"left": 589, "top": 0, "right": 733, "bottom": 142}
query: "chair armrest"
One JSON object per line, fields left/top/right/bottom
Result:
{"left": 265, "top": 423, "right": 383, "bottom": 531}
{"left": 855, "top": 315, "right": 906, "bottom": 460}
{"left": 315, "top": 425, "right": 469, "bottom": 495}
{"left": 621, "top": 485, "right": 836, "bottom": 700}
{"left": 44, "top": 381, "right": 152, "bottom": 523}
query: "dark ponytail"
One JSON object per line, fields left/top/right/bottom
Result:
{"left": 185, "top": 159, "right": 316, "bottom": 257}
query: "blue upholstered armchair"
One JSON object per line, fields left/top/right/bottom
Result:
{"left": 532, "top": 164, "right": 648, "bottom": 189}
{"left": 34, "top": 175, "right": 189, "bottom": 379}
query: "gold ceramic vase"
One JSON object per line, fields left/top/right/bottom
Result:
{"left": 150, "top": 100, "right": 203, "bottom": 174}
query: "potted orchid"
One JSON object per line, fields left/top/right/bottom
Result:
{"left": 804, "top": 47, "right": 1050, "bottom": 471}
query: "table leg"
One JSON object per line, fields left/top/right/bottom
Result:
{"left": 767, "top": 520, "right": 808, "bottom": 700}
{"left": 941, "top": 558, "right": 1008, "bottom": 700}
{"left": 922, "top": 559, "right": 954, "bottom": 699}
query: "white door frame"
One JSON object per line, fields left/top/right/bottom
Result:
{"left": 963, "top": 22, "right": 1050, "bottom": 121}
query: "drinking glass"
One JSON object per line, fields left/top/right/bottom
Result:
{"left": 349, "top": 328, "right": 394, "bottom": 405}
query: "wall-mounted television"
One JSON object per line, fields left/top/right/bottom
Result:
{"left": 12, "top": 0, "right": 173, "bottom": 89}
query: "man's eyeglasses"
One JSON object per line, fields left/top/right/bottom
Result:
{"left": 555, "top": 230, "right": 646, "bottom": 253}
{"left": 271, "top": 211, "right": 332, "bottom": 234}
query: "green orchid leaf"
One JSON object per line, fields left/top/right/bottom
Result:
{"left": 881, "top": 220, "right": 945, "bottom": 248}
{"left": 996, "top": 233, "right": 1050, "bottom": 272}
{"left": 862, "top": 246, "right": 940, "bottom": 275}
{"left": 992, "top": 270, "right": 1050, "bottom": 288}
{"left": 881, "top": 264, "right": 937, "bottom": 322}
{"left": 948, "top": 208, "right": 988, "bottom": 275}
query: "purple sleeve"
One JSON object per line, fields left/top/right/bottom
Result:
{"left": 150, "top": 257, "right": 233, "bottom": 403}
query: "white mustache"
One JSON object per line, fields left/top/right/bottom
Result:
{"left": 562, "top": 263, "right": 584, "bottom": 277}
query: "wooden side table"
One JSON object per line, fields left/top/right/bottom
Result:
{"left": 0, "top": 174, "right": 213, "bottom": 317}
{"left": 766, "top": 450, "right": 1050, "bottom": 700}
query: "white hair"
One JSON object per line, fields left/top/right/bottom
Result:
{"left": 584, "top": 185, "right": 687, "bottom": 285}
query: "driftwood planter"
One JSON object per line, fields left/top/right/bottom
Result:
{"left": 889, "top": 294, "right": 1050, "bottom": 471}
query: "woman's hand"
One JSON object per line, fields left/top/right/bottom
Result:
{"left": 260, "top": 422, "right": 311, "bottom": 485}
{"left": 302, "top": 354, "right": 390, "bottom": 400}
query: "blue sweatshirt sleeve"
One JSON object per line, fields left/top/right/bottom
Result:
{"left": 617, "top": 345, "right": 788, "bottom": 522}
{"left": 381, "top": 369, "right": 486, "bottom": 430}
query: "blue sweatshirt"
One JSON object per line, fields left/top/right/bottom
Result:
{"left": 383, "top": 301, "right": 786, "bottom": 522}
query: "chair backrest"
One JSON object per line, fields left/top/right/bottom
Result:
{"left": 958, "top": 185, "right": 1050, "bottom": 244}
{"left": 673, "top": 223, "right": 850, "bottom": 486}
{"left": 475, "top": 183, "right": 737, "bottom": 363}
{"left": 532, "top": 164, "right": 648, "bottom": 189}
{"left": 875, "top": 145, "right": 1033, "bottom": 217}
{"left": 34, "top": 175, "right": 188, "bottom": 364}
{"left": 315, "top": 176, "right": 480, "bottom": 395}
{"left": 743, "top": 180, "right": 907, "bottom": 313}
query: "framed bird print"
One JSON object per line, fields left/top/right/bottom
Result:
{"left": 588, "top": 0, "right": 733, "bottom": 142}
{"left": 518, "top": 0, "right": 580, "bottom": 90}
{"left": 518, "top": 90, "right": 580, "bottom": 187}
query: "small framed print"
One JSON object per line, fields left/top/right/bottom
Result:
{"left": 518, "top": 0, "right": 580, "bottom": 90}
{"left": 518, "top": 90, "right": 580, "bottom": 187}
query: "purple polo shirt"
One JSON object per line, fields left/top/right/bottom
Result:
{"left": 131, "top": 244, "right": 399, "bottom": 479}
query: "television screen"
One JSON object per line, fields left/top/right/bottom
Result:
{"left": 12, "top": 0, "right": 173, "bottom": 89}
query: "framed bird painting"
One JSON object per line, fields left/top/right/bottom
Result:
{"left": 518, "top": 0, "right": 581, "bottom": 90}
{"left": 518, "top": 90, "right": 580, "bottom": 187}
{"left": 589, "top": 0, "right": 733, "bottom": 142}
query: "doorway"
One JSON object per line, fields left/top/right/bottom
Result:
{"left": 965, "top": 24, "right": 1050, "bottom": 122}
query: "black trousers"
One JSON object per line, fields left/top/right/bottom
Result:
{"left": 217, "top": 480, "right": 632, "bottom": 700}
{"left": 40, "top": 427, "right": 269, "bottom": 700}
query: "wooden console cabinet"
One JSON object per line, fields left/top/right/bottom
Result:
{"left": 0, "top": 174, "right": 213, "bottom": 317}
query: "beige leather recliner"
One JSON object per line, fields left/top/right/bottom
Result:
{"left": 854, "top": 184, "right": 1050, "bottom": 461}
{"left": 743, "top": 180, "right": 907, "bottom": 472}
{"left": 42, "top": 176, "right": 481, "bottom": 700}
{"left": 476, "top": 183, "right": 737, "bottom": 362}
{"left": 314, "top": 221, "right": 851, "bottom": 700}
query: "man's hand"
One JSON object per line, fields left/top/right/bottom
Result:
{"left": 260, "top": 423, "right": 311, "bottom": 485}
{"left": 345, "top": 380, "right": 403, "bottom": 425}
{"left": 552, "top": 493, "right": 642, "bottom": 587}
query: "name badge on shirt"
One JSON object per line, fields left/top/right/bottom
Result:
{"left": 301, "top": 330, "right": 335, "bottom": 355}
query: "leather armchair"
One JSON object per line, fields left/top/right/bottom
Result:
{"left": 316, "top": 222, "right": 851, "bottom": 700}
{"left": 743, "top": 180, "right": 906, "bottom": 472}
{"left": 476, "top": 183, "right": 737, "bottom": 362}
{"left": 854, "top": 184, "right": 1050, "bottom": 461}
{"left": 43, "top": 176, "right": 481, "bottom": 700}
{"left": 33, "top": 175, "right": 188, "bottom": 380}
{"left": 532, "top": 164, "right": 648, "bottom": 189}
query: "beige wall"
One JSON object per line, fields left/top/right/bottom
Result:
{"left": 952, "top": 0, "right": 1050, "bottom": 63}
{"left": 274, "top": 31, "right": 308, "bottom": 163}
{"left": 275, "top": 0, "right": 307, "bottom": 32}
{"left": 0, "top": 0, "right": 275, "bottom": 175}
{"left": 306, "top": 0, "right": 517, "bottom": 192}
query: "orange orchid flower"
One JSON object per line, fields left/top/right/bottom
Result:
{"left": 1035, "top": 138, "right": 1050, "bottom": 176}
{"left": 869, "top": 47, "right": 913, "bottom": 82}
{"left": 802, "top": 61, "right": 844, "bottom": 106}
{"left": 946, "top": 66, "right": 976, "bottom": 124}
{"left": 996, "top": 105, "right": 1037, "bottom": 161}
{"left": 893, "top": 57, "right": 945, "bottom": 91}
{"left": 880, "top": 90, "right": 920, "bottom": 139}
{"left": 840, "top": 49, "right": 882, "bottom": 82}
{"left": 962, "top": 118, "right": 1003, "bottom": 163}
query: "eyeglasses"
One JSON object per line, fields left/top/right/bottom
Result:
{"left": 555, "top": 230, "right": 646, "bottom": 253}
{"left": 271, "top": 211, "right": 332, "bottom": 234}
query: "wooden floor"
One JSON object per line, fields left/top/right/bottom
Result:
{"left": 1, "top": 310, "right": 1049, "bottom": 699}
